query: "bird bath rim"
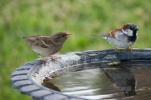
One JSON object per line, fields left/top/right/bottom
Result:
{"left": 11, "top": 49, "right": 151, "bottom": 100}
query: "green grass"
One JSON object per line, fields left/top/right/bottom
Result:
{"left": 1, "top": 0, "right": 151, "bottom": 99}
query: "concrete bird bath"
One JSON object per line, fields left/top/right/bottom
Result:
{"left": 11, "top": 49, "right": 151, "bottom": 100}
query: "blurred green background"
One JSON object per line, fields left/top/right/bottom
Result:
{"left": 1, "top": 0, "right": 151, "bottom": 99}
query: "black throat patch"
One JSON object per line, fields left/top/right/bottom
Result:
{"left": 128, "top": 30, "right": 137, "bottom": 42}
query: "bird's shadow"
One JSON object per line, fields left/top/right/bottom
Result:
{"left": 101, "top": 65, "right": 136, "bottom": 96}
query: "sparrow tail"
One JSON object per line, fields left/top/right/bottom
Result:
{"left": 99, "top": 32, "right": 109, "bottom": 39}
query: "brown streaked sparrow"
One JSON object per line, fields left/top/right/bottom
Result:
{"left": 101, "top": 23, "right": 139, "bottom": 50}
{"left": 25, "top": 32, "right": 71, "bottom": 60}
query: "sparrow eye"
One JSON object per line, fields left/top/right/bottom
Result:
{"left": 63, "top": 34, "right": 67, "bottom": 37}
{"left": 60, "top": 35, "right": 65, "bottom": 38}
{"left": 128, "top": 25, "right": 138, "bottom": 31}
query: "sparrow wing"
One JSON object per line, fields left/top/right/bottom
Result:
{"left": 37, "top": 36, "right": 57, "bottom": 48}
{"left": 39, "top": 39, "right": 50, "bottom": 48}
{"left": 43, "top": 37, "right": 57, "bottom": 45}
{"left": 102, "top": 29, "right": 122, "bottom": 39}
{"left": 110, "top": 29, "right": 121, "bottom": 38}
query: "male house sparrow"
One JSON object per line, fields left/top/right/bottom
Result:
{"left": 25, "top": 32, "right": 71, "bottom": 59}
{"left": 102, "top": 23, "right": 139, "bottom": 49}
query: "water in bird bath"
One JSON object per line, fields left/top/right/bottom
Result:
{"left": 42, "top": 62, "right": 151, "bottom": 100}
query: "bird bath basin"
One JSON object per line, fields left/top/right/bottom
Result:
{"left": 11, "top": 49, "right": 151, "bottom": 100}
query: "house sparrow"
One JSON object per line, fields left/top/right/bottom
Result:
{"left": 25, "top": 32, "right": 71, "bottom": 60}
{"left": 101, "top": 23, "right": 139, "bottom": 50}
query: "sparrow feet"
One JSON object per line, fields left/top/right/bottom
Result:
{"left": 114, "top": 48, "right": 133, "bottom": 53}
{"left": 36, "top": 57, "right": 48, "bottom": 65}
{"left": 48, "top": 55, "right": 61, "bottom": 62}
{"left": 127, "top": 47, "right": 133, "bottom": 52}
{"left": 37, "top": 55, "right": 61, "bottom": 65}
{"left": 114, "top": 48, "right": 125, "bottom": 52}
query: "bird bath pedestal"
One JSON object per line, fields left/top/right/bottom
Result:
{"left": 11, "top": 49, "right": 151, "bottom": 100}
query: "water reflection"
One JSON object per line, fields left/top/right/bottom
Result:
{"left": 42, "top": 77, "right": 61, "bottom": 91}
{"left": 42, "top": 63, "right": 151, "bottom": 100}
{"left": 102, "top": 67, "right": 136, "bottom": 96}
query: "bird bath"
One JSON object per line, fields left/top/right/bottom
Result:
{"left": 11, "top": 49, "right": 151, "bottom": 100}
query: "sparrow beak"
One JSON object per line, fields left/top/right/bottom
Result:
{"left": 66, "top": 33, "right": 72, "bottom": 35}
{"left": 66, "top": 33, "right": 72, "bottom": 37}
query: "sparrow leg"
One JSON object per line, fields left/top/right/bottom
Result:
{"left": 49, "top": 54, "right": 61, "bottom": 61}
{"left": 127, "top": 47, "right": 133, "bottom": 52}
{"left": 114, "top": 48, "right": 125, "bottom": 52}
{"left": 40, "top": 56, "right": 60, "bottom": 65}
{"left": 37, "top": 55, "right": 48, "bottom": 64}
{"left": 36, "top": 57, "right": 48, "bottom": 65}
{"left": 114, "top": 48, "right": 119, "bottom": 52}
